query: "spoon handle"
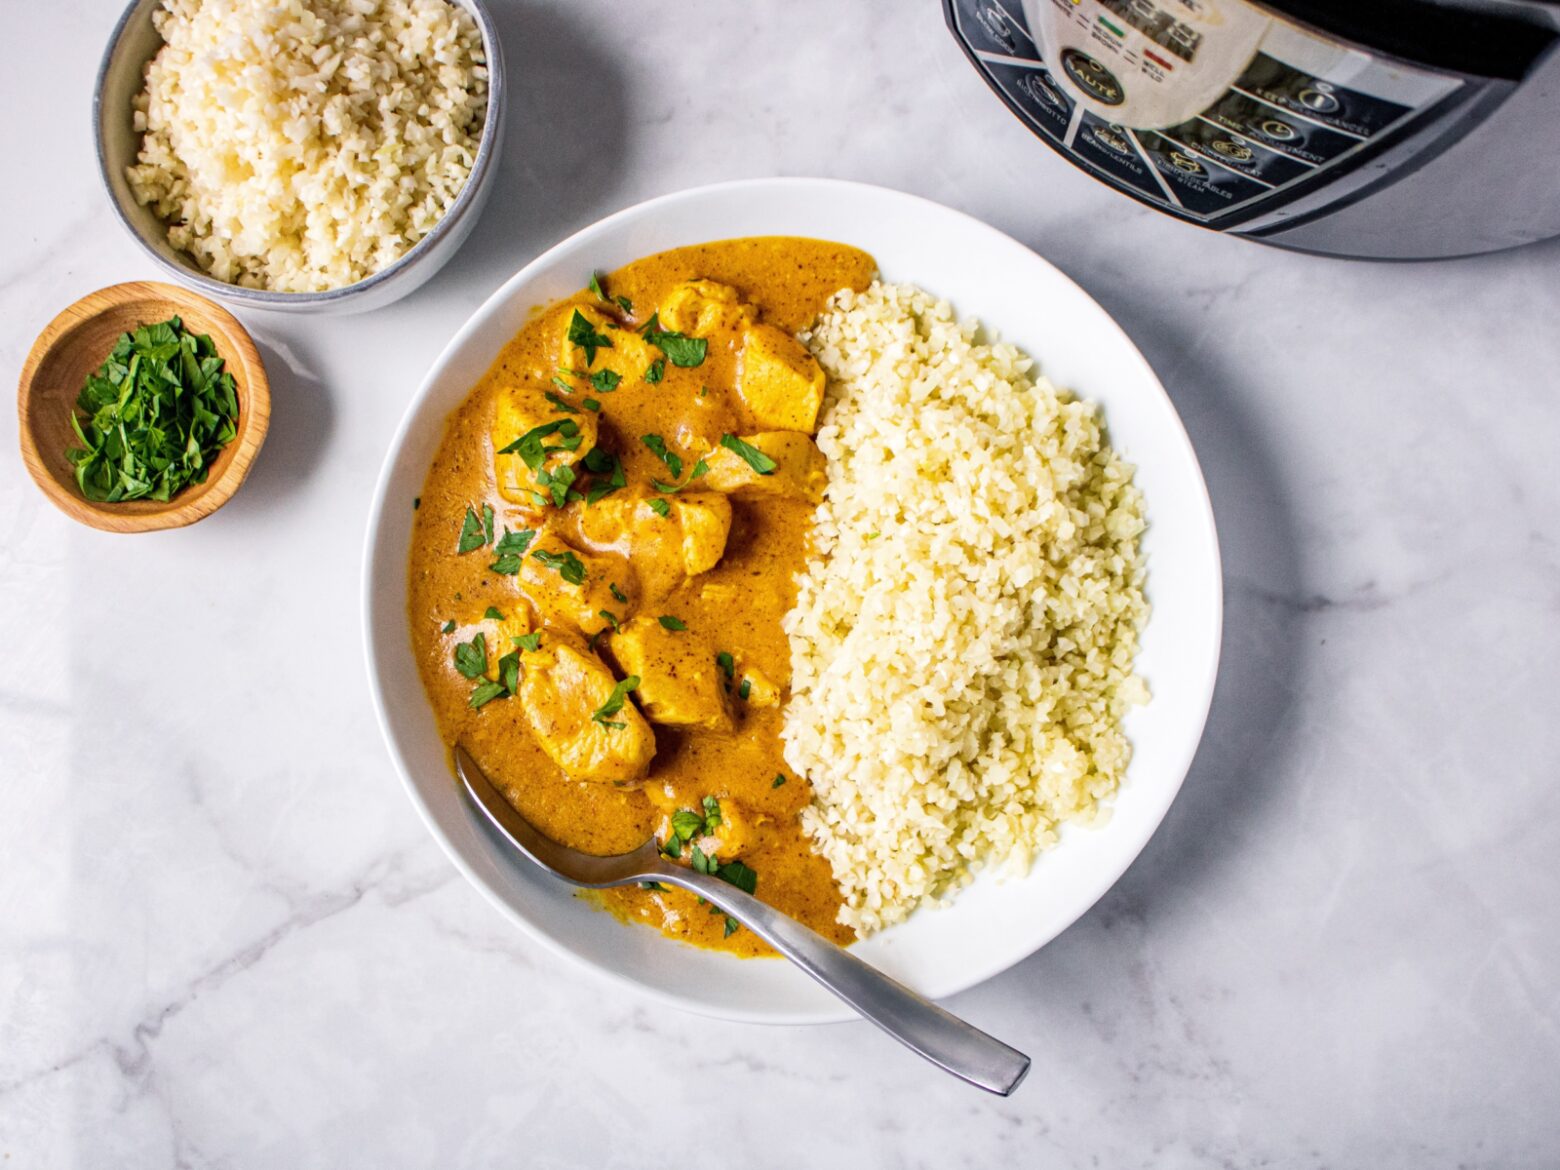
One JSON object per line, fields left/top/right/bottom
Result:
{"left": 654, "top": 865, "right": 1031, "bottom": 1096}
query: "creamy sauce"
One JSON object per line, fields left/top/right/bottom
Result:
{"left": 408, "top": 238, "right": 875, "bottom": 955}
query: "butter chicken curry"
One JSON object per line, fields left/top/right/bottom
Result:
{"left": 408, "top": 238, "right": 875, "bottom": 955}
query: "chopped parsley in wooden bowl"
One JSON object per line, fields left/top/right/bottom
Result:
{"left": 18, "top": 282, "right": 269, "bottom": 533}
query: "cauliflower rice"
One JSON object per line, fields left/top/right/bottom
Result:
{"left": 126, "top": 0, "right": 488, "bottom": 293}
{"left": 785, "top": 282, "right": 1149, "bottom": 936}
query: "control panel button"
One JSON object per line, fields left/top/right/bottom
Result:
{"left": 1162, "top": 116, "right": 1313, "bottom": 185}
{"left": 1061, "top": 48, "right": 1125, "bottom": 106}
{"left": 951, "top": 0, "right": 1040, "bottom": 62}
{"left": 1200, "top": 90, "right": 1360, "bottom": 165}
{"left": 983, "top": 58, "right": 1074, "bottom": 142}
{"left": 1072, "top": 110, "right": 1165, "bottom": 199}
{"left": 1234, "top": 53, "right": 1412, "bottom": 138}
{"left": 1133, "top": 130, "right": 1270, "bottom": 216}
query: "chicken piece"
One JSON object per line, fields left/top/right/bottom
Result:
{"left": 658, "top": 280, "right": 756, "bottom": 337}
{"left": 559, "top": 304, "right": 656, "bottom": 382}
{"left": 519, "top": 636, "right": 654, "bottom": 784}
{"left": 608, "top": 615, "right": 734, "bottom": 733}
{"left": 576, "top": 491, "right": 732, "bottom": 599}
{"left": 737, "top": 663, "right": 782, "bottom": 708}
{"left": 737, "top": 324, "right": 826, "bottom": 434}
{"left": 519, "top": 531, "right": 635, "bottom": 636}
{"left": 700, "top": 432, "right": 828, "bottom": 504}
{"left": 492, "top": 382, "right": 597, "bottom": 506}
{"left": 452, "top": 602, "right": 534, "bottom": 682}
{"left": 696, "top": 797, "right": 765, "bottom": 861}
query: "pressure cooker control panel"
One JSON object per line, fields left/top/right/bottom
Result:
{"left": 947, "top": 0, "right": 1465, "bottom": 225}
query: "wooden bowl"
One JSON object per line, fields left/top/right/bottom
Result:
{"left": 17, "top": 282, "right": 269, "bottom": 533}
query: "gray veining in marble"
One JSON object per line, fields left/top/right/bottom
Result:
{"left": 2, "top": 1, "right": 1558, "bottom": 1166}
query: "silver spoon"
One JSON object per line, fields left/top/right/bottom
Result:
{"left": 455, "top": 745, "right": 1031, "bottom": 1096}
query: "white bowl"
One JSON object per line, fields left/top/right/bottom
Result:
{"left": 363, "top": 178, "right": 1222, "bottom": 1023}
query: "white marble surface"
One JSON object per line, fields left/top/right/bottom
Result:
{"left": 3, "top": 1, "right": 1559, "bottom": 1165}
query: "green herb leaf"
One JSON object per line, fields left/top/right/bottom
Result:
{"left": 592, "top": 674, "right": 640, "bottom": 725}
{"left": 566, "top": 309, "right": 614, "bottom": 366}
{"left": 690, "top": 844, "right": 715, "bottom": 875}
{"left": 648, "top": 498, "right": 670, "bottom": 518}
{"left": 599, "top": 609, "right": 622, "bottom": 632}
{"left": 658, "top": 615, "right": 687, "bottom": 632}
{"left": 582, "top": 447, "right": 627, "bottom": 505}
{"left": 469, "top": 680, "right": 507, "bottom": 709}
{"left": 644, "top": 358, "right": 665, "bottom": 384}
{"left": 515, "top": 632, "right": 543, "bottom": 653}
{"left": 457, "top": 505, "right": 487, "bottom": 553}
{"left": 640, "top": 880, "right": 664, "bottom": 890}
{"left": 724, "top": 916, "right": 740, "bottom": 938}
{"left": 670, "top": 809, "right": 706, "bottom": 841}
{"left": 488, "top": 528, "right": 536, "bottom": 574}
{"left": 640, "top": 434, "right": 683, "bottom": 479}
{"left": 497, "top": 419, "right": 582, "bottom": 472}
{"left": 531, "top": 548, "right": 586, "bottom": 585}
{"left": 484, "top": 606, "right": 503, "bottom": 620}
{"left": 453, "top": 632, "right": 488, "bottom": 680}
{"left": 414, "top": 496, "right": 421, "bottom": 510}
{"left": 738, "top": 678, "right": 752, "bottom": 700}
{"left": 545, "top": 390, "right": 579, "bottom": 414}
{"left": 590, "top": 369, "right": 622, "bottom": 394}
{"left": 720, "top": 434, "right": 777, "bottom": 475}
{"left": 583, "top": 398, "right": 602, "bottom": 412}
{"left": 717, "top": 859, "right": 758, "bottom": 895}
{"left": 640, "top": 313, "right": 708, "bottom": 368}
{"left": 701, "top": 795, "right": 721, "bottom": 827}
{"left": 482, "top": 504, "right": 495, "bottom": 546}
{"left": 588, "top": 271, "right": 609, "bottom": 303}
{"left": 716, "top": 651, "right": 735, "bottom": 681}
{"left": 497, "top": 650, "right": 521, "bottom": 696}
{"left": 771, "top": 773, "right": 787, "bottom": 788}
{"left": 441, "top": 620, "right": 456, "bottom": 634}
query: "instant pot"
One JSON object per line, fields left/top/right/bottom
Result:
{"left": 946, "top": 0, "right": 1560, "bottom": 257}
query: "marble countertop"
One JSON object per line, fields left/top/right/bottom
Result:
{"left": 4, "top": 1, "right": 1558, "bottom": 1165}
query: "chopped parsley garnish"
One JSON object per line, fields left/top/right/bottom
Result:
{"left": 484, "top": 606, "right": 503, "bottom": 620}
{"left": 583, "top": 398, "right": 602, "bottom": 412}
{"left": 453, "top": 632, "right": 488, "bottom": 679}
{"left": 489, "top": 528, "right": 536, "bottom": 574}
{"left": 582, "top": 447, "right": 627, "bottom": 505}
{"left": 640, "top": 880, "right": 664, "bottom": 891}
{"left": 515, "top": 632, "right": 543, "bottom": 652}
{"left": 645, "top": 358, "right": 665, "bottom": 384}
{"left": 658, "top": 615, "right": 687, "bottom": 631}
{"left": 648, "top": 498, "right": 671, "bottom": 518}
{"left": 456, "top": 504, "right": 490, "bottom": 553}
{"left": 652, "top": 458, "right": 709, "bottom": 494}
{"left": 566, "top": 309, "right": 614, "bottom": 366}
{"left": 550, "top": 375, "right": 576, "bottom": 396}
{"left": 639, "top": 312, "right": 707, "bottom": 368}
{"left": 531, "top": 548, "right": 586, "bottom": 585}
{"left": 719, "top": 434, "right": 777, "bottom": 475}
{"left": 609, "top": 582, "right": 628, "bottom": 604}
{"left": 441, "top": 619, "right": 456, "bottom": 634}
{"left": 724, "top": 916, "right": 740, "bottom": 938}
{"left": 413, "top": 496, "right": 421, "bottom": 510}
{"left": 716, "top": 651, "right": 735, "bottom": 681}
{"left": 718, "top": 859, "right": 758, "bottom": 895}
{"left": 591, "top": 674, "right": 640, "bottom": 727}
{"left": 590, "top": 369, "right": 622, "bottom": 394}
{"left": 497, "top": 419, "right": 582, "bottom": 472}
{"left": 589, "top": 271, "right": 634, "bottom": 315}
{"left": 497, "top": 650, "right": 521, "bottom": 696}
{"left": 64, "top": 317, "right": 240, "bottom": 504}
{"left": 738, "top": 678, "right": 752, "bottom": 700}
{"left": 599, "top": 609, "right": 622, "bottom": 632}
{"left": 468, "top": 680, "right": 507, "bottom": 709}
{"left": 772, "top": 773, "right": 787, "bottom": 788}
{"left": 640, "top": 434, "right": 683, "bottom": 479}
{"left": 544, "top": 390, "right": 579, "bottom": 414}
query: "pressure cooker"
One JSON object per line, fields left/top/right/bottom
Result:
{"left": 946, "top": 0, "right": 1560, "bottom": 258}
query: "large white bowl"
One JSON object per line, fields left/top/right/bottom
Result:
{"left": 363, "top": 178, "right": 1222, "bottom": 1023}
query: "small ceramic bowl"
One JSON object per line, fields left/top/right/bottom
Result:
{"left": 92, "top": 0, "right": 505, "bottom": 315}
{"left": 17, "top": 281, "right": 269, "bottom": 533}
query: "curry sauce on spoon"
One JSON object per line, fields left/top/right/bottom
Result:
{"left": 408, "top": 238, "right": 874, "bottom": 954}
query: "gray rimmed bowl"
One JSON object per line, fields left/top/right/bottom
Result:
{"left": 93, "top": 0, "right": 505, "bottom": 315}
